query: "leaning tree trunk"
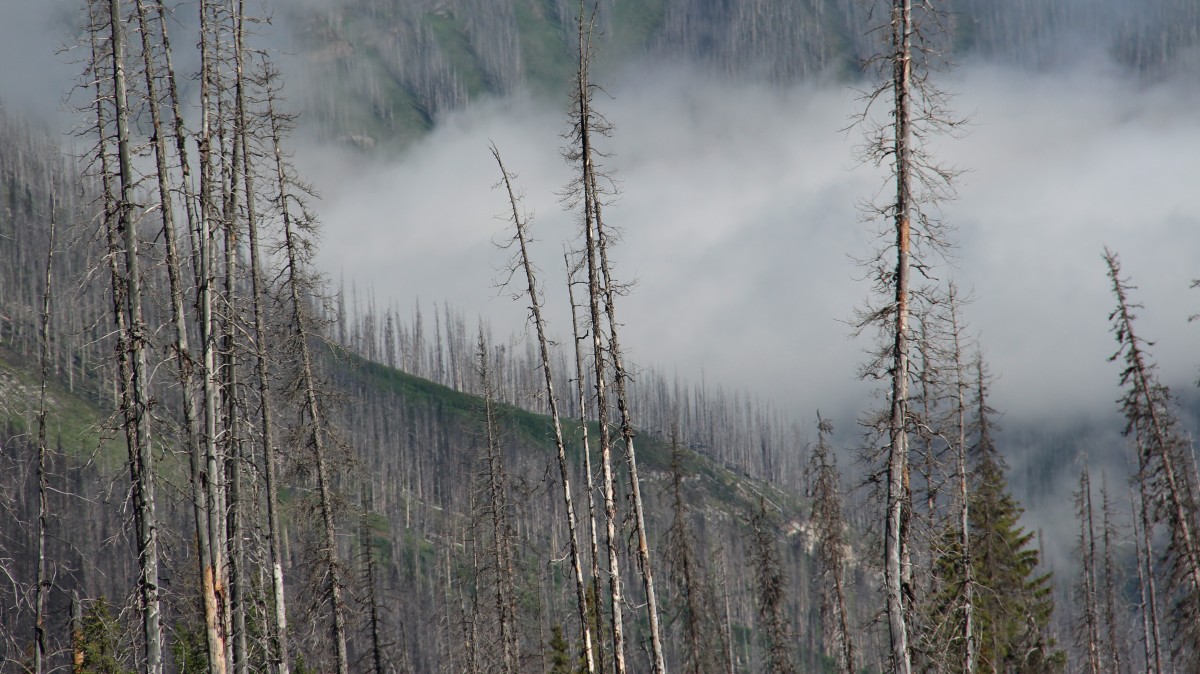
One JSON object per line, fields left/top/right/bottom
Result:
{"left": 593, "top": 194, "right": 668, "bottom": 674}
{"left": 492, "top": 146, "right": 596, "bottom": 673}
{"left": 567, "top": 257, "right": 607, "bottom": 674}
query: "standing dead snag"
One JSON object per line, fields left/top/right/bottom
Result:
{"left": 809, "top": 415, "right": 854, "bottom": 674}
{"left": 33, "top": 189, "right": 56, "bottom": 674}
{"left": 1105, "top": 247, "right": 1200, "bottom": 667}
{"left": 1075, "top": 462, "right": 1102, "bottom": 674}
{"left": 473, "top": 328, "right": 519, "bottom": 674}
{"left": 264, "top": 60, "right": 350, "bottom": 674}
{"left": 103, "top": 0, "right": 164, "bottom": 669}
{"left": 567, "top": 254, "right": 608, "bottom": 674}
{"left": 565, "top": 3, "right": 667, "bottom": 671}
{"left": 491, "top": 146, "right": 596, "bottom": 673}
{"left": 852, "top": 0, "right": 959, "bottom": 670}
{"left": 566, "top": 3, "right": 628, "bottom": 671}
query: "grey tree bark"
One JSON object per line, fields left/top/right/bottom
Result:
{"left": 492, "top": 146, "right": 596, "bottom": 673}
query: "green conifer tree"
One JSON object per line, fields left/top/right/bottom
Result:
{"left": 936, "top": 357, "right": 1065, "bottom": 674}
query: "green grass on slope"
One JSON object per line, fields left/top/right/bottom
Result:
{"left": 0, "top": 346, "right": 122, "bottom": 471}
{"left": 339, "top": 348, "right": 801, "bottom": 519}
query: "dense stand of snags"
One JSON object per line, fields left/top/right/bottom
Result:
{"left": 6, "top": 3, "right": 1198, "bottom": 674}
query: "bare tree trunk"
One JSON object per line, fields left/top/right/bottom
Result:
{"left": 947, "top": 288, "right": 973, "bottom": 674}
{"left": 1077, "top": 463, "right": 1102, "bottom": 674}
{"left": 131, "top": 4, "right": 227, "bottom": 671}
{"left": 1133, "top": 483, "right": 1164, "bottom": 673}
{"left": 107, "top": 1, "right": 163, "bottom": 669}
{"left": 886, "top": 2, "right": 914, "bottom": 672}
{"left": 238, "top": 29, "right": 292, "bottom": 674}
{"left": 492, "top": 146, "right": 595, "bottom": 673}
{"left": 571, "top": 5, "right": 626, "bottom": 671}
{"left": 567, "top": 257, "right": 607, "bottom": 674}
{"left": 593, "top": 193, "right": 668, "bottom": 674}
{"left": 475, "top": 329, "right": 518, "bottom": 674}
{"left": 198, "top": 4, "right": 231, "bottom": 671}
{"left": 33, "top": 189, "right": 55, "bottom": 674}
{"left": 267, "top": 77, "right": 350, "bottom": 674}
{"left": 1100, "top": 477, "right": 1124, "bottom": 674}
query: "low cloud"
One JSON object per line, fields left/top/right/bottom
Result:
{"left": 303, "top": 59, "right": 1200, "bottom": 433}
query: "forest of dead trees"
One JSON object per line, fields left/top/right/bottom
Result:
{"left": 0, "top": 1, "right": 1198, "bottom": 674}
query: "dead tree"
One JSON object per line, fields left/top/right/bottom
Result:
{"left": 473, "top": 328, "right": 519, "bottom": 674}
{"left": 852, "top": 1, "right": 959, "bottom": 669}
{"left": 264, "top": 60, "right": 350, "bottom": 674}
{"left": 564, "top": 3, "right": 667, "bottom": 669}
{"left": 492, "top": 146, "right": 595, "bottom": 673}
{"left": 1105, "top": 247, "right": 1200, "bottom": 668}
{"left": 1099, "top": 477, "right": 1125, "bottom": 674}
{"left": 809, "top": 415, "right": 855, "bottom": 674}
{"left": 104, "top": 1, "right": 164, "bottom": 669}
{"left": 1075, "top": 462, "right": 1102, "bottom": 674}
{"left": 198, "top": 2, "right": 233, "bottom": 669}
{"left": 566, "top": 4, "right": 627, "bottom": 671}
{"left": 33, "top": 189, "right": 56, "bottom": 674}
{"left": 567, "top": 254, "right": 607, "bottom": 674}
{"left": 238, "top": 33, "right": 293, "bottom": 674}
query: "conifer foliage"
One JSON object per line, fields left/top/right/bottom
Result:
{"left": 945, "top": 359, "right": 1064, "bottom": 674}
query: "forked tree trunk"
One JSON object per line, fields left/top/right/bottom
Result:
{"left": 571, "top": 5, "right": 627, "bottom": 671}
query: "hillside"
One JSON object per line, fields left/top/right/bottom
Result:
{"left": 285, "top": 0, "right": 1200, "bottom": 150}
{"left": 2, "top": 1, "right": 1199, "bottom": 672}
{"left": 0, "top": 323, "right": 827, "bottom": 671}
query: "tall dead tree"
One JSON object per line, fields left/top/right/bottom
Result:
{"left": 238, "top": 30, "right": 293, "bottom": 674}
{"left": 565, "top": 3, "right": 667, "bottom": 670}
{"left": 1099, "top": 477, "right": 1125, "bottom": 674}
{"left": 105, "top": 1, "right": 164, "bottom": 669}
{"left": 1131, "top": 486, "right": 1165, "bottom": 673}
{"left": 567, "top": 254, "right": 607, "bottom": 674}
{"left": 492, "top": 146, "right": 595, "bottom": 673}
{"left": 198, "top": 2, "right": 232, "bottom": 669}
{"left": 33, "top": 190, "right": 56, "bottom": 674}
{"left": 1105, "top": 248, "right": 1200, "bottom": 668}
{"left": 265, "top": 61, "right": 350, "bottom": 674}
{"left": 566, "top": 4, "right": 627, "bottom": 671}
{"left": 128, "top": 2, "right": 229, "bottom": 671}
{"left": 473, "top": 328, "right": 518, "bottom": 674}
{"left": 853, "top": 1, "right": 958, "bottom": 670}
